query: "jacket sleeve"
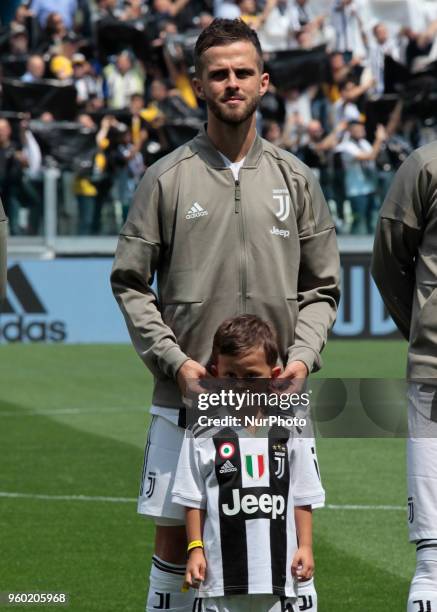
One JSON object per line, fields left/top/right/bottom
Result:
{"left": 371, "top": 153, "right": 425, "bottom": 340}
{"left": 0, "top": 199, "right": 7, "bottom": 302}
{"left": 110, "top": 169, "right": 189, "bottom": 379}
{"left": 287, "top": 171, "right": 340, "bottom": 373}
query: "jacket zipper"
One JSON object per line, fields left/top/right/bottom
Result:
{"left": 234, "top": 178, "right": 247, "bottom": 312}
{"left": 234, "top": 179, "right": 241, "bottom": 213}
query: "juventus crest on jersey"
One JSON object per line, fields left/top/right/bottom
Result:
{"left": 172, "top": 426, "right": 324, "bottom": 598}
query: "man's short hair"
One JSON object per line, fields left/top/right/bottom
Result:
{"left": 211, "top": 314, "right": 278, "bottom": 367}
{"left": 194, "top": 18, "right": 264, "bottom": 75}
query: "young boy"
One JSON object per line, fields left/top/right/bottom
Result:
{"left": 172, "top": 315, "right": 325, "bottom": 612}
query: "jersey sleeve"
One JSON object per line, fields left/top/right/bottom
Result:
{"left": 290, "top": 437, "right": 325, "bottom": 508}
{"left": 172, "top": 432, "right": 207, "bottom": 509}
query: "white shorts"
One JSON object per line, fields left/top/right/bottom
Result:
{"left": 193, "top": 595, "right": 297, "bottom": 612}
{"left": 407, "top": 383, "right": 437, "bottom": 542}
{"left": 138, "top": 413, "right": 185, "bottom": 524}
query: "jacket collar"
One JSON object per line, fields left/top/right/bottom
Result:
{"left": 191, "top": 124, "right": 264, "bottom": 169}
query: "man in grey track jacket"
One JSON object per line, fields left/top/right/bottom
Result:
{"left": 372, "top": 143, "right": 437, "bottom": 612}
{"left": 111, "top": 18, "right": 340, "bottom": 612}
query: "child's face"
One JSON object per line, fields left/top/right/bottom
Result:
{"left": 213, "top": 347, "right": 281, "bottom": 379}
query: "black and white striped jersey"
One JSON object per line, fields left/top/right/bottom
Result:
{"left": 172, "top": 426, "right": 324, "bottom": 598}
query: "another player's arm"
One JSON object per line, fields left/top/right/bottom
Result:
{"left": 185, "top": 507, "right": 206, "bottom": 587}
{"left": 287, "top": 170, "right": 341, "bottom": 375}
{"left": 372, "top": 152, "right": 428, "bottom": 339}
{"left": 292, "top": 505, "right": 314, "bottom": 581}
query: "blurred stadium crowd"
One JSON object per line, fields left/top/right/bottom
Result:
{"left": 2, "top": 0, "right": 437, "bottom": 237}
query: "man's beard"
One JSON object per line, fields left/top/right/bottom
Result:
{"left": 205, "top": 93, "right": 260, "bottom": 125}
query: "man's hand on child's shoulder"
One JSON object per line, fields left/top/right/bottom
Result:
{"left": 291, "top": 545, "right": 314, "bottom": 581}
{"left": 276, "top": 360, "right": 309, "bottom": 394}
{"left": 177, "top": 359, "right": 209, "bottom": 395}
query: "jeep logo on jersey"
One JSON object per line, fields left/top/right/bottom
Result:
{"left": 222, "top": 489, "right": 285, "bottom": 519}
{"left": 270, "top": 226, "right": 290, "bottom": 239}
{"left": 0, "top": 264, "right": 67, "bottom": 343}
{"left": 272, "top": 189, "right": 290, "bottom": 222}
{"left": 245, "top": 454, "right": 265, "bottom": 479}
{"left": 218, "top": 442, "right": 235, "bottom": 460}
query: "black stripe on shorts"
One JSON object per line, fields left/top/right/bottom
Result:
{"left": 152, "top": 556, "right": 186, "bottom": 576}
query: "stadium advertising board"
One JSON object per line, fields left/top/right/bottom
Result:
{"left": 333, "top": 253, "right": 400, "bottom": 339}
{"left": 0, "top": 254, "right": 398, "bottom": 344}
{"left": 0, "top": 259, "right": 126, "bottom": 344}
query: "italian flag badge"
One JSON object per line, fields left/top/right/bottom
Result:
{"left": 245, "top": 454, "right": 265, "bottom": 479}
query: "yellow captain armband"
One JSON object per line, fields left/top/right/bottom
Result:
{"left": 187, "top": 540, "right": 203, "bottom": 553}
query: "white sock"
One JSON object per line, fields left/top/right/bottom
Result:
{"left": 408, "top": 543, "right": 437, "bottom": 612}
{"left": 146, "top": 555, "right": 195, "bottom": 612}
{"left": 297, "top": 578, "right": 317, "bottom": 611}
{"left": 407, "top": 592, "right": 437, "bottom": 612}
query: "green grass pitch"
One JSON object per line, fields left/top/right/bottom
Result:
{"left": 0, "top": 340, "right": 413, "bottom": 611}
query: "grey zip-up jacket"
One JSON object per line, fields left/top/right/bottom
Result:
{"left": 372, "top": 142, "right": 437, "bottom": 380}
{"left": 0, "top": 199, "right": 7, "bottom": 301}
{"left": 111, "top": 129, "right": 340, "bottom": 408}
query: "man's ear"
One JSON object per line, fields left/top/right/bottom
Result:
{"left": 271, "top": 366, "right": 282, "bottom": 378}
{"left": 259, "top": 71, "right": 270, "bottom": 97}
{"left": 210, "top": 363, "right": 218, "bottom": 377}
{"left": 192, "top": 77, "right": 205, "bottom": 100}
